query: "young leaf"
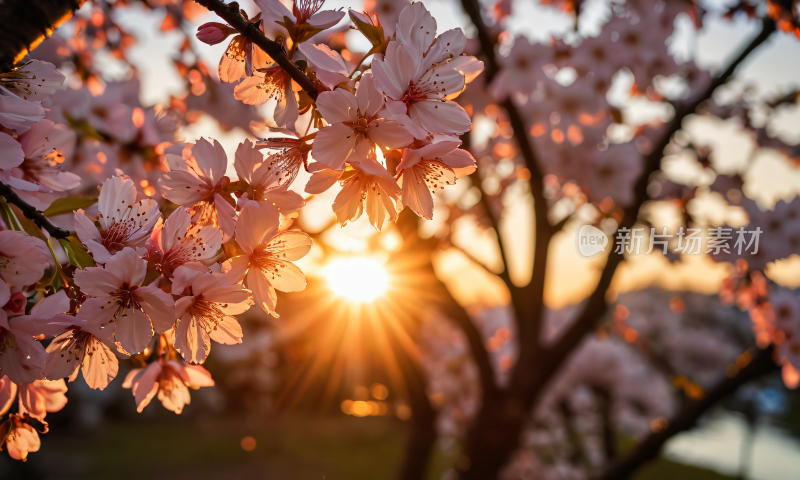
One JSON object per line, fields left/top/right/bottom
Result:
{"left": 43, "top": 196, "right": 99, "bottom": 217}
{"left": 58, "top": 236, "right": 97, "bottom": 269}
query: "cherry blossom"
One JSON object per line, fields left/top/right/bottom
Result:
{"left": 312, "top": 73, "right": 412, "bottom": 170}
{"left": 74, "top": 176, "right": 161, "bottom": 264}
{"left": 159, "top": 138, "right": 237, "bottom": 242}
{"left": 172, "top": 266, "right": 253, "bottom": 364}
{"left": 13, "top": 119, "right": 79, "bottom": 193}
{"left": 233, "top": 138, "right": 306, "bottom": 217}
{"left": 72, "top": 247, "right": 176, "bottom": 355}
{"left": 42, "top": 319, "right": 120, "bottom": 390}
{"left": 122, "top": 359, "right": 214, "bottom": 414}
{"left": 0, "top": 377, "right": 68, "bottom": 422}
{"left": 298, "top": 43, "right": 351, "bottom": 90}
{"left": 396, "top": 135, "right": 476, "bottom": 219}
{"left": 0, "top": 230, "right": 50, "bottom": 290}
{"left": 332, "top": 156, "right": 402, "bottom": 230}
{"left": 226, "top": 203, "right": 311, "bottom": 316}
{"left": 371, "top": 2, "right": 479, "bottom": 136}
{"left": 0, "top": 60, "right": 66, "bottom": 103}
{"left": 255, "top": 0, "right": 345, "bottom": 41}
{"left": 216, "top": 12, "right": 270, "bottom": 83}
{"left": 146, "top": 207, "right": 223, "bottom": 280}
{"left": 0, "top": 88, "right": 45, "bottom": 134}
{"left": 0, "top": 414, "right": 40, "bottom": 461}
{"left": 0, "top": 280, "right": 47, "bottom": 385}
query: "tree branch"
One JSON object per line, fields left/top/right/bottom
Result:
{"left": 0, "top": 181, "right": 70, "bottom": 239}
{"left": 460, "top": 0, "right": 552, "bottom": 362}
{"left": 435, "top": 269, "right": 499, "bottom": 398}
{"left": 192, "top": 0, "right": 319, "bottom": 99}
{"left": 545, "top": 17, "right": 776, "bottom": 381}
{"left": 0, "top": 0, "right": 85, "bottom": 71}
{"left": 590, "top": 345, "right": 779, "bottom": 480}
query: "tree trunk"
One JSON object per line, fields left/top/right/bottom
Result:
{"left": 0, "top": 0, "right": 86, "bottom": 71}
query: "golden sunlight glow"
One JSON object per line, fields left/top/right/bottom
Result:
{"left": 325, "top": 258, "right": 389, "bottom": 302}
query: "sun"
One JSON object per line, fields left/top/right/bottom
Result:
{"left": 325, "top": 258, "right": 389, "bottom": 302}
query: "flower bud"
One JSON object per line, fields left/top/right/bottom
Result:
{"left": 196, "top": 22, "right": 234, "bottom": 45}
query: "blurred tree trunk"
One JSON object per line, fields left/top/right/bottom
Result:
{"left": 393, "top": 337, "right": 438, "bottom": 480}
{"left": 0, "top": 0, "right": 85, "bottom": 71}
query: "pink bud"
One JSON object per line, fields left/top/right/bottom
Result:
{"left": 196, "top": 22, "right": 233, "bottom": 45}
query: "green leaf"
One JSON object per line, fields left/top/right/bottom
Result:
{"left": 43, "top": 196, "right": 98, "bottom": 217}
{"left": 16, "top": 214, "right": 46, "bottom": 241}
{"left": 58, "top": 236, "right": 96, "bottom": 269}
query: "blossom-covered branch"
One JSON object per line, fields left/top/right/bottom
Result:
{"left": 591, "top": 345, "right": 778, "bottom": 480}
{"left": 192, "top": 0, "right": 320, "bottom": 99}
{"left": 548, "top": 16, "right": 778, "bottom": 379}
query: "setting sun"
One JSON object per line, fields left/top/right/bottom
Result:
{"left": 325, "top": 258, "right": 389, "bottom": 302}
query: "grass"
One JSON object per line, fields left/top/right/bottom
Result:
{"left": 0, "top": 413, "right": 741, "bottom": 480}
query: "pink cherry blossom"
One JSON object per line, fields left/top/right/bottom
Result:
{"left": 0, "top": 60, "right": 66, "bottom": 103}
{"left": 371, "top": 2, "right": 480, "bottom": 136}
{"left": 0, "top": 230, "right": 50, "bottom": 290}
{"left": 159, "top": 138, "right": 237, "bottom": 242}
{"left": 0, "top": 133, "right": 24, "bottom": 171}
{"left": 73, "top": 247, "right": 176, "bottom": 355}
{"left": 11, "top": 119, "right": 79, "bottom": 193}
{"left": 304, "top": 162, "right": 342, "bottom": 194}
{"left": 0, "top": 280, "right": 47, "bottom": 384}
{"left": 312, "top": 73, "right": 413, "bottom": 170}
{"left": 122, "top": 359, "right": 214, "bottom": 414}
{"left": 42, "top": 317, "right": 119, "bottom": 390}
{"left": 489, "top": 38, "right": 552, "bottom": 99}
{"left": 332, "top": 157, "right": 401, "bottom": 230}
{"left": 255, "top": 0, "right": 346, "bottom": 35}
{"left": 172, "top": 267, "right": 253, "bottom": 364}
{"left": 234, "top": 139, "right": 307, "bottom": 218}
{"left": 146, "top": 207, "right": 222, "bottom": 279}
{"left": 298, "top": 43, "right": 351, "bottom": 90}
{"left": 0, "top": 414, "right": 40, "bottom": 461}
{"left": 0, "top": 89, "right": 45, "bottom": 134}
{"left": 74, "top": 176, "right": 161, "bottom": 264}
{"left": 397, "top": 135, "right": 476, "bottom": 219}
{"left": 226, "top": 203, "right": 311, "bottom": 316}
{"left": 234, "top": 65, "right": 300, "bottom": 128}
{"left": 0, "top": 378, "right": 69, "bottom": 422}
{"left": 217, "top": 12, "right": 271, "bottom": 83}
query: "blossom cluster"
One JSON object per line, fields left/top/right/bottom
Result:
{"left": 204, "top": 0, "right": 481, "bottom": 226}
{"left": 0, "top": 0, "right": 481, "bottom": 461}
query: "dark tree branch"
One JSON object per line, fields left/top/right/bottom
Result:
{"left": 193, "top": 0, "right": 319, "bottom": 99}
{"left": 0, "top": 0, "right": 85, "bottom": 71}
{"left": 590, "top": 345, "right": 779, "bottom": 480}
{"left": 388, "top": 322, "right": 439, "bottom": 480}
{"left": 460, "top": 0, "right": 553, "bottom": 362}
{"left": 435, "top": 275, "right": 499, "bottom": 398}
{"left": 0, "top": 181, "right": 70, "bottom": 239}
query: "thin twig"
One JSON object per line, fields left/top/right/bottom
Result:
{"left": 0, "top": 181, "right": 70, "bottom": 239}
{"left": 192, "top": 0, "right": 319, "bottom": 99}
